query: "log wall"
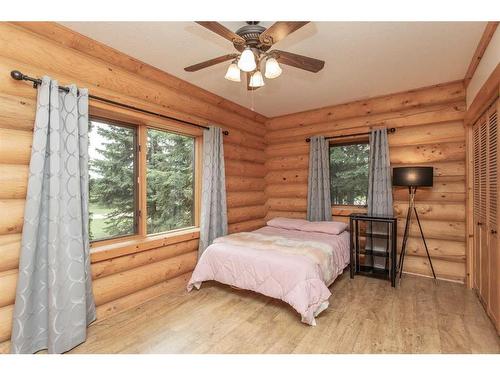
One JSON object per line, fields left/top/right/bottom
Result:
{"left": 265, "top": 80, "right": 467, "bottom": 283}
{"left": 0, "top": 22, "right": 267, "bottom": 350}
{"left": 0, "top": 21, "right": 474, "bottom": 352}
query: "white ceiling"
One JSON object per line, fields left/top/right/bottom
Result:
{"left": 60, "top": 21, "right": 485, "bottom": 117}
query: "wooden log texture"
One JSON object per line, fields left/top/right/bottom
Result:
{"left": 0, "top": 22, "right": 270, "bottom": 346}
{"left": 264, "top": 82, "right": 467, "bottom": 283}
{"left": 0, "top": 200, "right": 25, "bottom": 235}
{"left": 0, "top": 234, "right": 21, "bottom": 272}
{"left": 228, "top": 218, "right": 267, "bottom": 234}
{"left": 92, "top": 251, "right": 197, "bottom": 306}
{"left": 266, "top": 80, "right": 465, "bottom": 130}
{"left": 91, "top": 239, "right": 199, "bottom": 279}
{"left": 0, "top": 269, "right": 17, "bottom": 307}
{"left": 0, "top": 165, "right": 29, "bottom": 199}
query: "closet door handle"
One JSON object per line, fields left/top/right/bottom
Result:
{"left": 492, "top": 230, "right": 498, "bottom": 235}
{"left": 477, "top": 222, "right": 483, "bottom": 226}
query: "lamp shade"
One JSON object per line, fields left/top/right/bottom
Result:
{"left": 392, "top": 167, "right": 433, "bottom": 187}
{"left": 265, "top": 57, "right": 282, "bottom": 79}
{"left": 224, "top": 62, "right": 241, "bottom": 82}
{"left": 249, "top": 70, "right": 265, "bottom": 87}
{"left": 238, "top": 48, "right": 256, "bottom": 72}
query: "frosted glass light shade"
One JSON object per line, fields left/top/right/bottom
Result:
{"left": 249, "top": 70, "right": 265, "bottom": 87}
{"left": 224, "top": 63, "right": 241, "bottom": 82}
{"left": 265, "top": 57, "right": 282, "bottom": 79}
{"left": 238, "top": 48, "right": 256, "bottom": 72}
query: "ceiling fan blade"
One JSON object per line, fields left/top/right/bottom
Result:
{"left": 246, "top": 72, "right": 260, "bottom": 91}
{"left": 259, "top": 22, "right": 310, "bottom": 46}
{"left": 271, "top": 50, "right": 325, "bottom": 73}
{"left": 184, "top": 54, "right": 239, "bottom": 72}
{"left": 196, "top": 21, "right": 246, "bottom": 46}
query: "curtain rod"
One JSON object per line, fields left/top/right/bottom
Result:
{"left": 10, "top": 70, "right": 229, "bottom": 135}
{"left": 305, "top": 127, "right": 396, "bottom": 142}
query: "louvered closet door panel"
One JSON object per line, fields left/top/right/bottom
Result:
{"left": 473, "top": 122, "right": 482, "bottom": 290}
{"left": 480, "top": 116, "right": 489, "bottom": 305}
{"left": 487, "top": 102, "right": 499, "bottom": 325}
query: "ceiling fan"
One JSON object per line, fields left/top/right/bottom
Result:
{"left": 184, "top": 21, "right": 325, "bottom": 90}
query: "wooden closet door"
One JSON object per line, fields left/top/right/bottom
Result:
{"left": 473, "top": 122, "right": 482, "bottom": 291}
{"left": 479, "top": 116, "right": 489, "bottom": 306}
{"left": 487, "top": 102, "right": 498, "bottom": 326}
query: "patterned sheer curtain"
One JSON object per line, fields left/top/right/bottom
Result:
{"left": 11, "top": 77, "right": 96, "bottom": 354}
{"left": 307, "top": 136, "right": 332, "bottom": 221}
{"left": 367, "top": 128, "right": 393, "bottom": 216}
{"left": 198, "top": 126, "right": 228, "bottom": 257}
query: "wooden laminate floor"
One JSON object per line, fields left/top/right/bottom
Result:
{"left": 69, "top": 273, "right": 500, "bottom": 354}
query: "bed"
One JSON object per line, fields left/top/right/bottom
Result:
{"left": 187, "top": 218, "right": 350, "bottom": 326}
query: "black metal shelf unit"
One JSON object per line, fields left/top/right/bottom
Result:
{"left": 349, "top": 213, "right": 398, "bottom": 287}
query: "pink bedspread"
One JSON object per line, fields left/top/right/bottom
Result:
{"left": 187, "top": 226, "right": 350, "bottom": 325}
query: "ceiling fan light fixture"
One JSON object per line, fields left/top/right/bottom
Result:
{"left": 238, "top": 48, "right": 257, "bottom": 72}
{"left": 264, "top": 57, "right": 282, "bottom": 79}
{"left": 249, "top": 70, "right": 265, "bottom": 88}
{"left": 224, "top": 62, "right": 241, "bottom": 82}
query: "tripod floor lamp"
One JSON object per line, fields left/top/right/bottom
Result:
{"left": 393, "top": 167, "right": 436, "bottom": 280}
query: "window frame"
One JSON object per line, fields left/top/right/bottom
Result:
{"left": 88, "top": 110, "right": 202, "bottom": 249}
{"left": 329, "top": 137, "right": 370, "bottom": 208}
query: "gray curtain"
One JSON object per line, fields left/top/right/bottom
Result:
{"left": 307, "top": 136, "right": 332, "bottom": 221}
{"left": 198, "top": 126, "right": 228, "bottom": 257}
{"left": 11, "top": 77, "right": 96, "bottom": 354}
{"left": 367, "top": 128, "right": 393, "bottom": 215}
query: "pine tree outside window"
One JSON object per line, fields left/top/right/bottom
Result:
{"left": 329, "top": 141, "right": 370, "bottom": 206}
{"left": 88, "top": 117, "right": 198, "bottom": 243}
{"left": 89, "top": 119, "right": 138, "bottom": 241}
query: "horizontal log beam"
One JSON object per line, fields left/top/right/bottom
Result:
{"left": 226, "top": 191, "right": 267, "bottom": 208}
{"left": 0, "top": 92, "right": 35, "bottom": 131}
{"left": 228, "top": 218, "right": 267, "bottom": 234}
{"left": 91, "top": 239, "right": 198, "bottom": 279}
{"left": 92, "top": 251, "right": 196, "bottom": 306}
{"left": 0, "top": 269, "right": 17, "bottom": 307}
{"left": 227, "top": 205, "right": 267, "bottom": 224}
{"left": 0, "top": 129, "right": 32, "bottom": 165}
{"left": 402, "top": 255, "right": 465, "bottom": 282}
{"left": 266, "top": 102, "right": 465, "bottom": 144}
{"left": 267, "top": 80, "right": 465, "bottom": 130}
{"left": 393, "top": 202, "right": 465, "bottom": 222}
{"left": 0, "top": 234, "right": 21, "bottom": 272}
{"left": 0, "top": 199, "right": 24, "bottom": 236}
{"left": 0, "top": 165, "right": 28, "bottom": 199}
{"left": 225, "top": 159, "right": 266, "bottom": 178}
{"left": 0, "top": 304, "right": 13, "bottom": 342}
{"left": 225, "top": 176, "right": 265, "bottom": 192}
{"left": 96, "top": 272, "right": 191, "bottom": 322}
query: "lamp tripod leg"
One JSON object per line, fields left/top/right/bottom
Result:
{"left": 413, "top": 205, "right": 437, "bottom": 279}
{"left": 398, "top": 187, "right": 414, "bottom": 279}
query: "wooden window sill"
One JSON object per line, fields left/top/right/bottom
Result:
{"left": 90, "top": 227, "right": 200, "bottom": 263}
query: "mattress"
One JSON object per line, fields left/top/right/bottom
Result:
{"left": 187, "top": 226, "right": 350, "bottom": 326}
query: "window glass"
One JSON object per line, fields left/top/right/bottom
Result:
{"left": 146, "top": 128, "right": 195, "bottom": 234}
{"left": 88, "top": 119, "right": 137, "bottom": 241}
{"left": 330, "top": 142, "right": 370, "bottom": 206}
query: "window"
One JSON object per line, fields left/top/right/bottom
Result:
{"left": 88, "top": 119, "right": 138, "bottom": 241}
{"left": 329, "top": 142, "right": 370, "bottom": 206}
{"left": 146, "top": 128, "right": 195, "bottom": 234}
{"left": 88, "top": 116, "right": 199, "bottom": 243}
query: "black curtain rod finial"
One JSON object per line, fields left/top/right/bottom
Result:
{"left": 10, "top": 70, "right": 24, "bottom": 81}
